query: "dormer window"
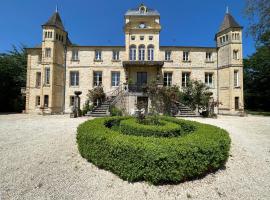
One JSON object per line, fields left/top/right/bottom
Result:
{"left": 139, "top": 23, "right": 146, "bottom": 29}
{"left": 139, "top": 5, "right": 147, "bottom": 13}
{"left": 95, "top": 50, "right": 102, "bottom": 61}
{"left": 131, "top": 36, "right": 135, "bottom": 40}
{"left": 72, "top": 50, "right": 79, "bottom": 61}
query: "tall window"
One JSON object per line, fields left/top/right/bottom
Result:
{"left": 233, "top": 50, "right": 239, "bottom": 60}
{"left": 45, "top": 48, "right": 51, "bottom": 58}
{"left": 94, "top": 71, "right": 102, "bottom": 86}
{"left": 45, "top": 67, "right": 50, "bottom": 85}
{"left": 44, "top": 95, "right": 49, "bottom": 108}
{"left": 138, "top": 45, "right": 145, "bottom": 61}
{"left": 111, "top": 72, "right": 120, "bottom": 87}
{"left": 163, "top": 72, "right": 172, "bottom": 86}
{"left": 234, "top": 70, "right": 239, "bottom": 87}
{"left": 72, "top": 50, "right": 79, "bottom": 61}
{"left": 183, "top": 51, "right": 189, "bottom": 61}
{"left": 129, "top": 45, "right": 136, "bottom": 61}
{"left": 235, "top": 97, "right": 239, "bottom": 110}
{"left": 206, "top": 52, "right": 212, "bottom": 62}
{"left": 36, "top": 72, "right": 41, "bottom": 87}
{"left": 147, "top": 45, "right": 154, "bottom": 61}
{"left": 165, "top": 51, "right": 171, "bottom": 61}
{"left": 95, "top": 50, "right": 102, "bottom": 60}
{"left": 205, "top": 73, "right": 213, "bottom": 87}
{"left": 70, "top": 71, "right": 79, "bottom": 86}
{"left": 182, "top": 72, "right": 190, "bottom": 87}
{"left": 36, "top": 96, "right": 40, "bottom": 106}
{"left": 70, "top": 96, "right": 75, "bottom": 106}
{"left": 112, "top": 50, "right": 120, "bottom": 60}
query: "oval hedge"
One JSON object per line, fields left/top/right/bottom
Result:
{"left": 77, "top": 116, "right": 231, "bottom": 184}
{"left": 119, "top": 118, "right": 182, "bottom": 137}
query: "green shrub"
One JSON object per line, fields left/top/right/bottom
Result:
{"left": 82, "top": 100, "right": 94, "bottom": 116}
{"left": 119, "top": 118, "right": 182, "bottom": 137}
{"left": 110, "top": 106, "right": 123, "bottom": 116}
{"left": 77, "top": 116, "right": 231, "bottom": 184}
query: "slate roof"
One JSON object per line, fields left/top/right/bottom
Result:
{"left": 42, "top": 11, "right": 65, "bottom": 30}
{"left": 125, "top": 4, "right": 160, "bottom": 16}
{"left": 219, "top": 13, "right": 242, "bottom": 32}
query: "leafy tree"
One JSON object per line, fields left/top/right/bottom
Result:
{"left": 0, "top": 46, "right": 27, "bottom": 112}
{"left": 86, "top": 86, "right": 105, "bottom": 106}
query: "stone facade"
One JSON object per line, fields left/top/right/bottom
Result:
{"left": 25, "top": 4, "right": 244, "bottom": 115}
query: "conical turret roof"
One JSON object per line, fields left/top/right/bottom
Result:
{"left": 219, "top": 13, "right": 242, "bottom": 32}
{"left": 42, "top": 11, "right": 65, "bottom": 30}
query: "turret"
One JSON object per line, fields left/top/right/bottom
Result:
{"left": 216, "top": 8, "right": 244, "bottom": 115}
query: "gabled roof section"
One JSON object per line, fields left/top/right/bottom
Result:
{"left": 42, "top": 11, "right": 65, "bottom": 30}
{"left": 125, "top": 3, "right": 160, "bottom": 17}
{"left": 219, "top": 13, "right": 242, "bottom": 32}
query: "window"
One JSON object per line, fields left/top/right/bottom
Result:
{"left": 235, "top": 97, "right": 239, "bottom": 110}
{"left": 72, "top": 50, "right": 79, "bottom": 61}
{"left": 147, "top": 45, "right": 154, "bottom": 61}
{"left": 36, "top": 72, "right": 41, "bottom": 87}
{"left": 232, "top": 32, "right": 240, "bottom": 40}
{"left": 38, "top": 53, "right": 42, "bottom": 63}
{"left": 44, "top": 67, "right": 50, "bottom": 85}
{"left": 129, "top": 45, "right": 136, "bottom": 61}
{"left": 112, "top": 50, "right": 120, "bottom": 60}
{"left": 138, "top": 45, "right": 145, "bottom": 61}
{"left": 206, "top": 52, "right": 212, "bottom": 62}
{"left": 165, "top": 51, "right": 171, "bottom": 61}
{"left": 36, "top": 96, "right": 40, "bottom": 106}
{"left": 182, "top": 72, "right": 190, "bottom": 87}
{"left": 183, "top": 51, "right": 189, "bottom": 61}
{"left": 163, "top": 72, "right": 172, "bottom": 86}
{"left": 234, "top": 70, "right": 239, "bottom": 87}
{"left": 44, "top": 31, "right": 48, "bottom": 38}
{"left": 45, "top": 48, "right": 51, "bottom": 58}
{"left": 205, "top": 73, "right": 213, "bottom": 87}
{"left": 111, "top": 72, "right": 120, "bottom": 87}
{"left": 44, "top": 95, "right": 49, "bottom": 108}
{"left": 131, "top": 36, "right": 135, "bottom": 40}
{"left": 94, "top": 71, "right": 102, "bottom": 86}
{"left": 149, "top": 36, "right": 153, "bottom": 40}
{"left": 140, "top": 36, "right": 144, "bottom": 41}
{"left": 70, "top": 96, "right": 75, "bottom": 106}
{"left": 95, "top": 50, "right": 102, "bottom": 60}
{"left": 226, "top": 35, "right": 229, "bottom": 41}
{"left": 70, "top": 71, "right": 79, "bottom": 86}
{"left": 233, "top": 50, "right": 239, "bottom": 60}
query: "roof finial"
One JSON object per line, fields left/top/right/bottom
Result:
{"left": 226, "top": 5, "right": 229, "bottom": 14}
{"left": 56, "top": 4, "right": 58, "bottom": 13}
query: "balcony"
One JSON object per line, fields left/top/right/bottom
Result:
{"left": 123, "top": 61, "right": 164, "bottom": 67}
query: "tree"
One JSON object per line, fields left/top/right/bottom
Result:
{"left": 0, "top": 46, "right": 27, "bottom": 112}
{"left": 86, "top": 86, "right": 105, "bottom": 106}
{"left": 245, "top": 0, "right": 270, "bottom": 46}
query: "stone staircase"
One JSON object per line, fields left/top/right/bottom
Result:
{"left": 172, "top": 102, "right": 198, "bottom": 117}
{"left": 86, "top": 97, "right": 115, "bottom": 117}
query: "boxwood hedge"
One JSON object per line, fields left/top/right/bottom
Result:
{"left": 77, "top": 116, "right": 231, "bottom": 184}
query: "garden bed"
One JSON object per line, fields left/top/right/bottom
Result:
{"left": 77, "top": 116, "right": 231, "bottom": 184}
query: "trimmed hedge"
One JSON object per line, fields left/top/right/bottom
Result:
{"left": 119, "top": 118, "right": 182, "bottom": 137}
{"left": 77, "top": 116, "right": 231, "bottom": 184}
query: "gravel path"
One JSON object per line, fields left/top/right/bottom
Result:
{"left": 0, "top": 114, "right": 269, "bottom": 200}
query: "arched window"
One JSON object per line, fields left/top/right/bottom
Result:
{"left": 138, "top": 45, "right": 145, "bottom": 61}
{"left": 147, "top": 45, "right": 154, "bottom": 61}
{"left": 129, "top": 45, "right": 136, "bottom": 61}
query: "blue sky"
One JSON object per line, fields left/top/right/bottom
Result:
{"left": 0, "top": 0, "right": 255, "bottom": 57}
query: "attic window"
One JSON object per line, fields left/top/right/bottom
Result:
{"left": 139, "top": 5, "right": 147, "bottom": 13}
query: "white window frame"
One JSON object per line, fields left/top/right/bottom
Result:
{"left": 93, "top": 71, "right": 102, "bottom": 86}
{"left": 163, "top": 72, "right": 172, "bottom": 86}
{"left": 95, "top": 50, "right": 102, "bottom": 60}
{"left": 183, "top": 51, "right": 189, "bottom": 61}
{"left": 205, "top": 73, "right": 214, "bottom": 88}
{"left": 129, "top": 46, "right": 136, "bottom": 61}
{"left": 182, "top": 72, "right": 190, "bottom": 87}
{"left": 233, "top": 50, "right": 239, "bottom": 60}
{"left": 44, "top": 67, "right": 50, "bottom": 85}
{"left": 111, "top": 72, "right": 120, "bottom": 87}
{"left": 206, "top": 52, "right": 212, "bottom": 62}
{"left": 147, "top": 45, "right": 154, "bottom": 61}
{"left": 138, "top": 45, "right": 145, "bottom": 61}
{"left": 70, "top": 71, "right": 79, "bottom": 86}
{"left": 165, "top": 51, "right": 171, "bottom": 61}
{"left": 72, "top": 50, "right": 79, "bottom": 61}
{"left": 45, "top": 48, "right": 51, "bottom": 58}
{"left": 112, "top": 50, "right": 120, "bottom": 60}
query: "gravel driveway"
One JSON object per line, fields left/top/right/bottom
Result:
{"left": 0, "top": 114, "right": 269, "bottom": 200}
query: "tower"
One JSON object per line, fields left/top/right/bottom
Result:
{"left": 216, "top": 9, "right": 244, "bottom": 114}
{"left": 40, "top": 9, "right": 68, "bottom": 113}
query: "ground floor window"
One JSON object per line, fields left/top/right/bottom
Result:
{"left": 205, "top": 73, "right": 213, "bottom": 88}
{"left": 44, "top": 95, "right": 49, "bottom": 108}
{"left": 111, "top": 72, "right": 120, "bottom": 87}
{"left": 35, "top": 96, "right": 40, "bottom": 106}
{"left": 70, "top": 96, "right": 75, "bottom": 106}
{"left": 182, "top": 72, "right": 190, "bottom": 87}
{"left": 163, "top": 72, "right": 172, "bottom": 86}
{"left": 93, "top": 71, "right": 102, "bottom": 86}
{"left": 235, "top": 97, "right": 239, "bottom": 110}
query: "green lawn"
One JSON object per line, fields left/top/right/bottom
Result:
{"left": 247, "top": 110, "right": 270, "bottom": 116}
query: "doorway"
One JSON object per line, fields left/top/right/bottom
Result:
{"left": 137, "top": 72, "right": 147, "bottom": 86}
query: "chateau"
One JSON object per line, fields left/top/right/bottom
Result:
{"left": 25, "top": 4, "right": 244, "bottom": 115}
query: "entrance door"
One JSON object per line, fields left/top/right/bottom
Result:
{"left": 137, "top": 72, "right": 147, "bottom": 86}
